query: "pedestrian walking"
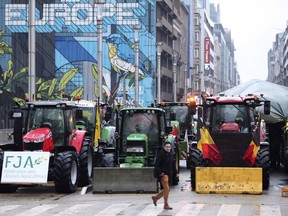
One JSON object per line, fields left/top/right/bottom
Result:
{"left": 152, "top": 141, "right": 178, "bottom": 210}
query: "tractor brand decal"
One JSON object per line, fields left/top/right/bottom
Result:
{"left": 1, "top": 152, "right": 50, "bottom": 184}
{"left": 5, "top": 1, "right": 141, "bottom": 33}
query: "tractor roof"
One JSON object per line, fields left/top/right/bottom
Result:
{"left": 121, "top": 107, "right": 164, "bottom": 113}
{"left": 206, "top": 95, "right": 259, "bottom": 104}
{"left": 26, "top": 100, "right": 78, "bottom": 108}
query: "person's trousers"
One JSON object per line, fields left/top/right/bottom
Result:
{"left": 154, "top": 175, "right": 170, "bottom": 205}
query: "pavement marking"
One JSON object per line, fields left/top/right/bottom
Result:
{"left": 94, "top": 203, "right": 131, "bottom": 216}
{"left": 0, "top": 205, "right": 21, "bottom": 214}
{"left": 217, "top": 204, "right": 241, "bottom": 216}
{"left": 136, "top": 204, "right": 166, "bottom": 216}
{"left": 52, "top": 204, "right": 95, "bottom": 216}
{"left": 14, "top": 204, "right": 59, "bottom": 216}
{"left": 175, "top": 203, "right": 205, "bottom": 216}
{"left": 260, "top": 205, "right": 281, "bottom": 216}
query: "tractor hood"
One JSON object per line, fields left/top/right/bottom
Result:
{"left": 23, "top": 128, "right": 52, "bottom": 142}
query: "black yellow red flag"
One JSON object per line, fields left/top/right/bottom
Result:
{"left": 197, "top": 127, "right": 222, "bottom": 165}
{"left": 242, "top": 140, "right": 260, "bottom": 166}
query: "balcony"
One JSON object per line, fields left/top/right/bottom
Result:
{"left": 156, "top": 0, "right": 173, "bottom": 12}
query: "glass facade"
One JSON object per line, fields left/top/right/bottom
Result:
{"left": 0, "top": 0, "right": 157, "bottom": 110}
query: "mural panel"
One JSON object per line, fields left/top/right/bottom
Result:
{"left": 1, "top": 0, "right": 156, "bottom": 110}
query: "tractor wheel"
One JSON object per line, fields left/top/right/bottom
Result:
{"left": 0, "top": 150, "right": 18, "bottom": 193}
{"left": 189, "top": 148, "right": 203, "bottom": 191}
{"left": 54, "top": 151, "right": 79, "bottom": 193}
{"left": 78, "top": 137, "right": 93, "bottom": 187}
{"left": 172, "top": 145, "right": 180, "bottom": 186}
{"left": 254, "top": 148, "right": 270, "bottom": 190}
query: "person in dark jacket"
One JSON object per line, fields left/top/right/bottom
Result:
{"left": 152, "top": 141, "right": 178, "bottom": 210}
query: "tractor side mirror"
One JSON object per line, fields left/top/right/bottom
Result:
{"left": 166, "top": 126, "right": 173, "bottom": 134}
{"left": 264, "top": 101, "right": 270, "bottom": 115}
{"left": 105, "top": 107, "right": 112, "bottom": 122}
{"left": 170, "top": 112, "right": 176, "bottom": 121}
{"left": 75, "top": 109, "right": 83, "bottom": 119}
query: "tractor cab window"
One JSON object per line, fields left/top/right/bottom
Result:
{"left": 210, "top": 104, "right": 249, "bottom": 133}
{"left": 165, "top": 106, "right": 189, "bottom": 124}
{"left": 122, "top": 112, "right": 159, "bottom": 153}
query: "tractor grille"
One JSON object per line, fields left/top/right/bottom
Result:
{"left": 211, "top": 133, "right": 252, "bottom": 167}
{"left": 24, "top": 142, "right": 44, "bottom": 151}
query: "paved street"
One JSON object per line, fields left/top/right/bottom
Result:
{"left": 0, "top": 161, "right": 288, "bottom": 215}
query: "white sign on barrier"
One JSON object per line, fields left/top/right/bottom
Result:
{"left": 1, "top": 151, "right": 50, "bottom": 184}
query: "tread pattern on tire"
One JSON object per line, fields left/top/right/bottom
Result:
{"left": 54, "top": 151, "right": 79, "bottom": 193}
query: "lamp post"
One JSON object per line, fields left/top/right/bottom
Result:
{"left": 184, "top": 62, "right": 187, "bottom": 102}
{"left": 28, "top": 0, "right": 36, "bottom": 101}
{"left": 173, "top": 51, "right": 178, "bottom": 102}
{"left": 156, "top": 42, "right": 162, "bottom": 103}
{"left": 95, "top": 0, "right": 105, "bottom": 102}
{"left": 133, "top": 25, "right": 141, "bottom": 107}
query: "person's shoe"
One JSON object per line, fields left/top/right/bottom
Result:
{"left": 151, "top": 196, "right": 157, "bottom": 206}
{"left": 164, "top": 205, "right": 173, "bottom": 210}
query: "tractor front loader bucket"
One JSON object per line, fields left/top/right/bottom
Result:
{"left": 195, "top": 167, "right": 262, "bottom": 194}
{"left": 93, "top": 167, "right": 158, "bottom": 193}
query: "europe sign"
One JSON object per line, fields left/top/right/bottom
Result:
{"left": 5, "top": 0, "right": 141, "bottom": 33}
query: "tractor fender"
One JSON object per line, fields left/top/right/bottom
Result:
{"left": 71, "top": 130, "right": 87, "bottom": 153}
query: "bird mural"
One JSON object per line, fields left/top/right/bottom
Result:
{"left": 106, "top": 33, "right": 150, "bottom": 77}
{"left": 105, "top": 33, "right": 151, "bottom": 105}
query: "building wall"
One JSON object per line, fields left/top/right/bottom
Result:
{"left": 1, "top": 0, "right": 157, "bottom": 108}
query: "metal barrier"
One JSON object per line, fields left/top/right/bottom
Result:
{"left": 93, "top": 167, "right": 158, "bottom": 193}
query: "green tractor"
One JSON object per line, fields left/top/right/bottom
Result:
{"left": 157, "top": 100, "right": 197, "bottom": 168}
{"left": 93, "top": 107, "right": 179, "bottom": 193}
{"left": 75, "top": 99, "right": 116, "bottom": 167}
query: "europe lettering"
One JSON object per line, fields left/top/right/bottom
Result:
{"left": 5, "top": 1, "right": 143, "bottom": 33}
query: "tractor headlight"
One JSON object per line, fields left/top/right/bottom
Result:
{"left": 34, "top": 137, "right": 45, "bottom": 143}
{"left": 23, "top": 139, "right": 30, "bottom": 143}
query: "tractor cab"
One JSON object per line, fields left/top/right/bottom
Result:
{"left": 118, "top": 108, "right": 167, "bottom": 167}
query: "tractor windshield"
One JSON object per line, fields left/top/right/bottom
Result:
{"left": 164, "top": 106, "right": 189, "bottom": 124}
{"left": 122, "top": 112, "right": 159, "bottom": 153}
{"left": 27, "top": 108, "right": 65, "bottom": 133}
{"left": 208, "top": 104, "right": 250, "bottom": 133}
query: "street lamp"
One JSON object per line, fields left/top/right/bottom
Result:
{"left": 28, "top": 0, "right": 36, "bottom": 101}
{"left": 95, "top": 0, "right": 105, "bottom": 102}
{"left": 156, "top": 42, "right": 162, "bottom": 103}
{"left": 133, "top": 25, "right": 141, "bottom": 107}
{"left": 173, "top": 50, "right": 178, "bottom": 102}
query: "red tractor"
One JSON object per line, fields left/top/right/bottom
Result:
{"left": 189, "top": 94, "right": 271, "bottom": 194}
{"left": 0, "top": 100, "right": 93, "bottom": 193}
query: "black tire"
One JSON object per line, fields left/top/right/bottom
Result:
{"left": 54, "top": 151, "right": 79, "bottom": 193}
{"left": 0, "top": 150, "right": 18, "bottom": 193}
{"left": 254, "top": 148, "right": 270, "bottom": 190}
{"left": 189, "top": 148, "right": 203, "bottom": 190}
{"left": 78, "top": 137, "right": 93, "bottom": 187}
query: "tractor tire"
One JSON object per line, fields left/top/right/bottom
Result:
{"left": 78, "top": 137, "right": 93, "bottom": 187}
{"left": 254, "top": 148, "right": 270, "bottom": 190}
{"left": 0, "top": 150, "right": 18, "bottom": 193}
{"left": 54, "top": 151, "right": 79, "bottom": 193}
{"left": 189, "top": 148, "right": 203, "bottom": 190}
